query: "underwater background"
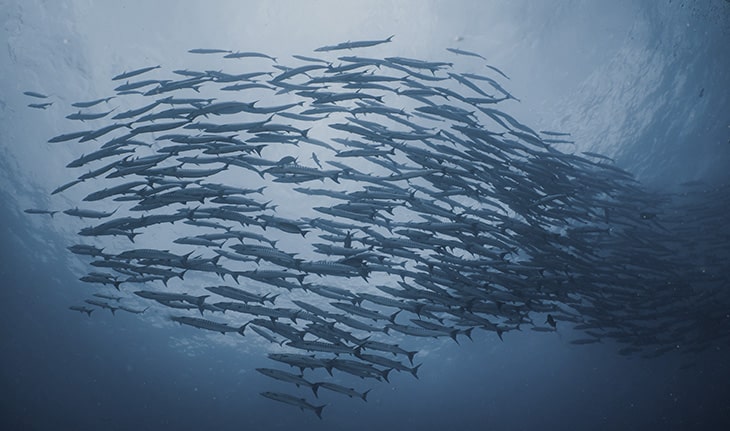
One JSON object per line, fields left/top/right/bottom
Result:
{"left": 1, "top": 1, "right": 729, "bottom": 430}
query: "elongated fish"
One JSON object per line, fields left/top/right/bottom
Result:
{"left": 315, "top": 35, "right": 394, "bottom": 52}
{"left": 260, "top": 392, "right": 325, "bottom": 419}
{"left": 112, "top": 65, "right": 161, "bottom": 81}
{"left": 446, "top": 47, "right": 486, "bottom": 60}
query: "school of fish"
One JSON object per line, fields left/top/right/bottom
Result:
{"left": 24, "top": 36, "right": 730, "bottom": 418}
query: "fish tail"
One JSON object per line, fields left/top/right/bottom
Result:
{"left": 410, "top": 363, "right": 422, "bottom": 379}
{"left": 314, "top": 404, "right": 325, "bottom": 420}
{"left": 361, "top": 389, "right": 371, "bottom": 402}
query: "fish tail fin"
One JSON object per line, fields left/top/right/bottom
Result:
{"left": 361, "top": 389, "right": 371, "bottom": 402}
{"left": 388, "top": 309, "right": 401, "bottom": 323}
{"left": 410, "top": 363, "right": 422, "bottom": 379}
{"left": 449, "top": 329, "right": 460, "bottom": 344}
{"left": 382, "top": 368, "right": 392, "bottom": 383}
{"left": 311, "top": 383, "right": 320, "bottom": 398}
{"left": 359, "top": 268, "right": 370, "bottom": 282}
{"left": 386, "top": 35, "right": 394, "bottom": 42}
{"left": 238, "top": 322, "right": 249, "bottom": 336}
{"left": 354, "top": 336, "right": 371, "bottom": 351}
{"left": 314, "top": 404, "right": 325, "bottom": 420}
{"left": 406, "top": 350, "right": 417, "bottom": 365}
{"left": 86, "top": 310, "right": 93, "bottom": 317}
{"left": 196, "top": 294, "right": 209, "bottom": 310}
{"left": 231, "top": 272, "right": 242, "bottom": 284}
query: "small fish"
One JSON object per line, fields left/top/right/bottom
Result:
{"left": 118, "top": 306, "right": 149, "bottom": 314}
{"left": 223, "top": 51, "right": 277, "bottom": 62}
{"left": 315, "top": 35, "right": 394, "bottom": 52}
{"left": 188, "top": 48, "right": 232, "bottom": 54}
{"left": 112, "top": 65, "right": 161, "bottom": 81}
{"left": 311, "top": 152, "right": 322, "bottom": 168}
{"left": 486, "top": 64, "right": 510, "bottom": 80}
{"left": 28, "top": 102, "right": 53, "bottom": 109}
{"left": 23, "top": 91, "right": 48, "bottom": 98}
{"left": 446, "top": 47, "right": 486, "bottom": 60}
{"left": 260, "top": 392, "right": 326, "bottom": 419}
{"left": 72, "top": 97, "right": 115, "bottom": 108}
{"left": 69, "top": 306, "right": 95, "bottom": 317}
{"left": 24, "top": 209, "right": 58, "bottom": 217}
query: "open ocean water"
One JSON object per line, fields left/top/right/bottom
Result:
{"left": 1, "top": 1, "right": 729, "bottom": 430}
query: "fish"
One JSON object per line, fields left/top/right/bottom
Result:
{"left": 223, "top": 51, "right": 277, "bottom": 62}
{"left": 23, "top": 91, "right": 48, "bottom": 98}
{"left": 311, "top": 382, "right": 371, "bottom": 401}
{"left": 259, "top": 392, "right": 325, "bottom": 419}
{"left": 36, "top": 37, "right": 730, "bottom": 418}
{"left": 28, "top": 102, "right": 53, "bottom": 109}
{"left": 112, "top": 65, "right": 161, "bottom": 81}
{"left": 72, "top": 97, "right": 115, "bottom": 108}
{"left": 446, "top": 47, "right": 486, "bottom": 60}
{"left": 118, "top": 306, "right": 149, "bottom": 314}
{"left": 84, "top": 299, "right": 118, "bottom": 314}
{"left": 69, "top": 306, "right": 95, "bottom": 316}
{"left": 170, "top": 315, "right": 248, "bottom": 335}
{"left": 92, "top": 293, "right": 122, "bottom": 301}
{"left": 268, "top": 353, "right": 330, "bottom": 373}
{"left": 24, "top": 209, "right": 58, "bottom": 217}
{"left": 256, "top": 368, "right": 317, "bottom": 395}
{"left": 134, "top": 291, "right": 208, "bottom": 310}
{"left": 63, "top": 207, "right": 119, "bottom": 219}
{"left": 188, "top": 48, "right": 232, "bottom": 54}
{"left": 314, "top": 35, "right": 394, "bottom": 52}
{"left": 48, "top": 130, "right": 92, "bottom": 143}
{"left": 67, "top": 244, "right": 107, "bottom": 258}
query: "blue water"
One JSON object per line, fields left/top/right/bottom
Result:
{"left": 2, "top": 1, "right": 729, "bottom": 430}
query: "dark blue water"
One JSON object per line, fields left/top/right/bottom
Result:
{"left": 2, "top": 1, "right": 729, "bottom": 430}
